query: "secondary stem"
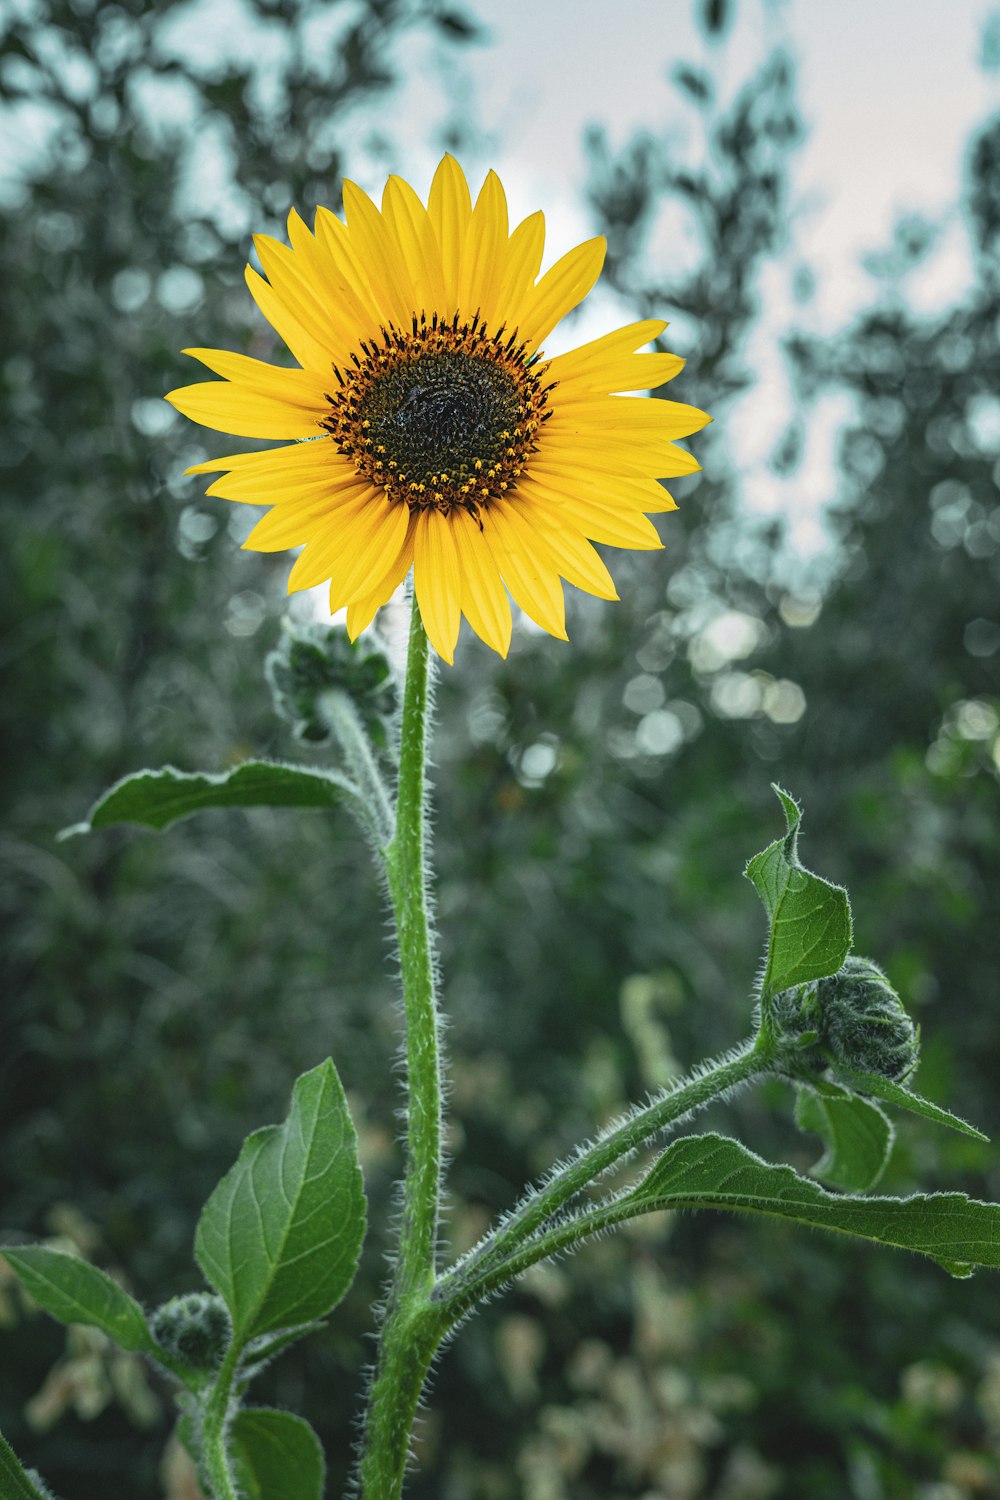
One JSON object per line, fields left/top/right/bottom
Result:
{"left": 358, "top": 597, "right": 444, "bottom": 1500}
{"left": 437, "top": 1035, "right": 773, "bottom": 1310}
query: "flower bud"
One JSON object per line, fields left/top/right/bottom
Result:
{"left": 819, "top": 956, "right": 919, "bottom": 1083}
{"left": 772, "top": 957, "right": 919, "bottom": 1084}
{"left": 265, "top": 618, "right": 397, "bottom": 748}
{"left": 150, "top": 1292, "right": 231, "bottom": 1371}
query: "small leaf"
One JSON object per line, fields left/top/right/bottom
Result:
{"left": 195, "top": 1061, "right": 365, "bottom": 1344}
{"left": 0, "top": 1247, "right": 155, "bottom": 1354}
{"left": 238, "top": 1321, "right": 328, "bottom": 1383}
{"left": 745, "top": 785, "right": 852, "bottom": 995}
{"left": 621, "top": 1133, "right": 1000, "bottom": 1277}
{"left": 231, "top": 1409, "right": 325, "bottom": 1500}
{"left": 795, "top": 1079, "right": 894, "bottom": 1191}
{"left": 61, "top": 760, "right": 357, "bottom": 837}
{"left": 0, "top": 1430, "right": 56, "bottom": 1500}
{"left": 835, "top": 1069, "right": 989, "bottom": 1142}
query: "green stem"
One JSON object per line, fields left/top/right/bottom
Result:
{"left": 437, "top": 1034, "right": 773, "bottom": 1312}
{"left": 358, "top": 597, "right": 445, "bottom": 1500}
{"left": 200, "top": 1342, "right": 242, "bottom": 1500}
{"left": 319, "top": 688, "right": 394, "bottom": 845}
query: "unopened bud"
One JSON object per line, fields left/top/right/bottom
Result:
{"left": 819, "top": 956, "right": 919, "bottom": 1083}
{"left": 772, "top": 957, "right": 918, "bottom": 1084}
{"left": 265, "top": 618, "right": 397, "bottom": 748}
{"left": 150, "top": 1292, "right": 231, "bottom": 1371}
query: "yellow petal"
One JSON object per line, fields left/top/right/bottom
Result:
{"left": 450, "top": 508, "right": 513, "bottom": 657}
{"left": 327, "top": 499, "right": 411, "bottom": 606}
{"left": 495, "top": 211, "right": 546, "bottom": 318}
{"left": 523, "top": 507, "right": 619, "bottom": 600}
{"left": 460, "top": 170, "right": 508, "bottom": 324}
{"left": 199, "top": 443, "right": 364, "bottom": 504}
{"left": 181, "top": 348, "right": 330, "bottom": 408}
{"left": 539, "top": 435, "right": 675, "bottom": 481}
{"left": 427, "top": 155, "right": 472, "bottom": 304}
{"left": 543, "top": 320, "right": 667, "bottom": 379}
{"left": 563, "top": 396, "right": 712, "bottom": 439}
{"left": 528, "top": 459, "right": 676, "bottom": 514}
{"left": 346, "top": 523, "right": 416, "bottom": 638}
{"left": 165, "top": 382, "right": 323, "bottom": 440}
{"left": 480, "top": 505, "right": 567, "bottom": 640}
{"left": 285, "top": 489, "right": 381, "bottom": 591}
{"left": 313, "top": 205, "right": 386, "bottom": 337}
{"left": 241, "top": 484, "right": 372, "bottom": 551}
{"left": 252, "top": 234, "right": 357, "bottom": 366}
{"left": 513, "top": 236, "right": 606, "bottom": 349}
{"left": 285, "top": 208, "right": 381, "bottom": 357}
{"left": 524, "top": 481, "right": 664, "bottom": 550}
{"left": 552, "top": 352, "right": 686, "bottom": 401}
{"left": 244, "top": 266, "right": 332, "bottom": 371}
{"left": 342, "top": 179, "right": 416, "bottom": 329}
{"left": 413, "top": 510, "right": 462, "bottom": 663}
{"left": 382, "top": 175, "right": 447, "bottom": 313}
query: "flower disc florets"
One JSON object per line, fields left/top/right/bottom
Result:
{"left": 322, "top": 313, "right": 552, "bottom": 521}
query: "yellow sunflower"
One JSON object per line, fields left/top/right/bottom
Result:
{"left": 166, "top": 155, "right": 710, "bottom": 663}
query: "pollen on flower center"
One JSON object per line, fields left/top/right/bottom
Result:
{"left": 321, "top": 311, "right": 554, "bottom": 520}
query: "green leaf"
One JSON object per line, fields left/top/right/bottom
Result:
{"left": 622, "top": 1133, "right": 1000, "bottom": 1277}
{"left": 745, "top": 785, "right": 852, "bottom": 995}
{"left": 0, "top": 1246, "right": 155, "bottom": 1354}
{"left": 61, "top": 759, "right": 357, "bottom": 836}
{"left": 195, "top": 1060, "right": 365, "bottom": 1344}
{"left": 0, "top": 1430, "right": 56, "bottom": 1500}
{"left": 794, "top": 1079, "right": 894, "bottom": 1191}
{"left": 835, "top": 1068, "right": 989, "bottom": 1142}
{"left": 231, "top": 1409, "right": 325, "bottom": 1500}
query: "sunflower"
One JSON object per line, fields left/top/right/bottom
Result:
{"left": 166, "top": 156, "right": 710, "bottom": 663}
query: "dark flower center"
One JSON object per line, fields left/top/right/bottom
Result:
{"left": 361, "top": 352, "right": 521, "bottom": 487}
{"left": 321, "top": 312, "right": 554, "bottom": 521}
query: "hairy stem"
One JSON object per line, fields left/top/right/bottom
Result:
{"left": 358, "top": 598, "right": 445, "bottom": 1500}
{"left": 437, "top": 1035, "right": 773, "bottom": 1311}
{"left": 319, "top": 688, "right": 394, "bottom": 845}
{"left": 200, "top": 1342, "right": 242, "bottom": 1500}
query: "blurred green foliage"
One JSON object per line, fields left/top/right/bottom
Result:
{"left": 3, "top": 1, "right": 1000, "bottom": 1497}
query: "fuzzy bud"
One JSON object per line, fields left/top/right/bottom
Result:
{"left": 772, "top": 957, "right": 919, "bottom": 1084}
{"left": 265, "top": 618, "right": 397, "bottom": 748}
{"left": 150, "top": 1292, "right": 231, "bottom": 1371}
{"left": 819, "top": 956, "right": 919, "bottom": 1082}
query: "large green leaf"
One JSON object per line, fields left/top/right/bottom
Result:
{"left": 195, "top": 1061, "right": 365, "bottom": 1344}
{"left": 620, "top": 1133, "right": 1000, "bottom": 1277}
{"left": 231, "top": 1408, "right": 325, "bottom": 1500}
{"left": 0, "top": 1246, "right": 155, "bottom": 1355}
{"left": 836, "top": 1068, "right": 989, "bottom": 1141}
{"left": 0, "top": 1430, "right": 55, "bottom": 1500}
{"left": 61, "top": 760, "right": 357, "bottom": 836}
{"left": 744, "top": 785, "right": 852, "bottom": 995}
{"left": 794, "top": 1079, "right": 894, "bottom": 1191}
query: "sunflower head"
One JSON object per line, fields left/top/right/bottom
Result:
{"left": 167, "top": 156, "right": 710, "bottom": 663}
